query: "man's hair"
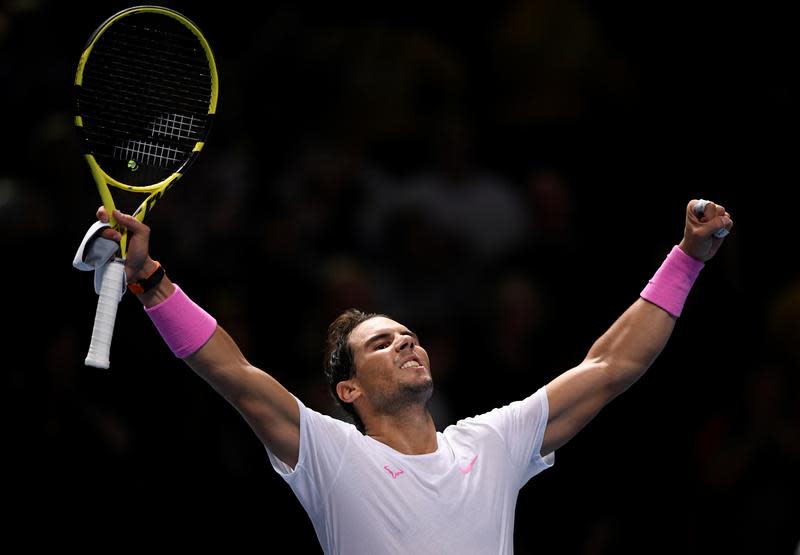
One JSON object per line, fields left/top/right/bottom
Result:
{"left": 323, "top": 308, "right": 382, "bottom": 433}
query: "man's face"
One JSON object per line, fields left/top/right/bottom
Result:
{"left": 347, "top": 316, "right": 433, "bottom": 411}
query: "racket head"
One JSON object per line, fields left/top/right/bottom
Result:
{"left": 74, "top": 6, "right": 219, "bottom": 192}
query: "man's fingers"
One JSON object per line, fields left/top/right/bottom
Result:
{"left": 100, "top": 228, "right": 122, "bottom": 242}
{"left": 113, "top": 210, "right": 144, "bottom": 231}
{"left": 711, "top": 209, "right": 733, "bottom": 239}
{"left": 112, "top": 209, "right": 131, "bottom": 227}
{"left": 718, "top": 214, "right": 734, "bottom": 236}
{"left": 94, "top": 208, "right": 148, "bottom": 241}
{"left": 691, "top": 199, "right": 732, "bottom": 239}
{"left": 112, "top": 210, "right": 152, "bottom": 243}
{"left": 692, "top": 199, "right": 717, "bottom": 221}
{"left": 95, "top": 206, "right": 120, "bottom": 240}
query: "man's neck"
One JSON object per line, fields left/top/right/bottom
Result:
{"left": 364, "top": 407, "right": 437, "bottom": 455}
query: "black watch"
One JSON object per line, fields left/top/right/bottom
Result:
{"left": 127, "top": 261, "right": 165, "bottom": 295}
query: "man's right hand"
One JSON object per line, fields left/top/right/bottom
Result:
{"left": 97, "top": 206, "right": 156, "bottom": 284}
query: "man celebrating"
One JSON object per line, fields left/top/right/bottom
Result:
{"left": 92, "top": 198, "right": 732, "bottom": 554}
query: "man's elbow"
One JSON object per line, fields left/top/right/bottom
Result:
{"left": 598, "top": 355, "right": 651, "bottom": 398}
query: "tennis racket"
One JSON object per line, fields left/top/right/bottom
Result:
{"left": 75, "top": 5, "right": 219, "bottom": 368}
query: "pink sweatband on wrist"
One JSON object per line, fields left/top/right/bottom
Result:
{"left": 144, "top": 284, "right": 217, "bottom": 358}
{"left": 640, "top": 245, "right": 704, "bottom": 318}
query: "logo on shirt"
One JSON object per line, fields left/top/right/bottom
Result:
{"left": 459, "top": 454, "right": 479, "bottom": 475}
{"left": 384, "top": 465, "right": 404, "bottom": 479}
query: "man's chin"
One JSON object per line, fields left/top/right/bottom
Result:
{"left": 402, "top": 377, "right": 434, "bottom": 403}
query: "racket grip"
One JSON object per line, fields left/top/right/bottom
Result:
{"left": 85, "top": 258, "right": 126, "bottom": 369}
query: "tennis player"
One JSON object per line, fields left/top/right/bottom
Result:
{"left": 94, "top": 199, "right": 732, "bottom": 554}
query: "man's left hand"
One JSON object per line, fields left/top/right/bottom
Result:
{"left": 679, "top": 199, "right": 734, "bottom": 262}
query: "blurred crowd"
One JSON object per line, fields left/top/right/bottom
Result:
{"left": 1, "top": 1, "right": 797, "bottom": 552}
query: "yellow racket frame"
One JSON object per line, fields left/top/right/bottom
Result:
{"left": 74, "top": 5, "right": 219, "bottom": 257}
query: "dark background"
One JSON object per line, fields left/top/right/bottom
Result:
{"left": 2, "top": 1, "right": 798, "bottom": 552}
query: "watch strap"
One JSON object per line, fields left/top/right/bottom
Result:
{"left": 127, "top": 261, "right": 165, "bottom": 295}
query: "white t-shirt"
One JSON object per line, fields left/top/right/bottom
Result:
{"left": 266, "top": 387, "right": 555, "bottom": 554}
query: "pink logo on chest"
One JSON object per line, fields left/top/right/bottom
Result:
{"left": 384, "top": 465, "right": 404, "bottom": 479}
{"left": 459, "top": 455, "right": 479, "bottom": 474}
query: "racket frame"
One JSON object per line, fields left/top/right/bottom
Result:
{"left": 75, "top": 5, "right": 218, "bottom": 368}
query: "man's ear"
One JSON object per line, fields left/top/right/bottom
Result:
{"left": 336, "top": 379, "right": 361, "bottom": 404}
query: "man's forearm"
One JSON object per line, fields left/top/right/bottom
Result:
{"left": 586, "top": 297, "right": 675, "bottom": 392}
{"left": 541, "top": 200, "right": 731, "bottom": 455}
{"left": 590, "top": 242, "right": 705, "bottom": 392}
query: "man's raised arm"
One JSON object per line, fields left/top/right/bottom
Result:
{"left": 102, "top": 209, "right": 301, "bottom": 468}
{"left": 540, "top": 199, "right": 734, "bottom": 456}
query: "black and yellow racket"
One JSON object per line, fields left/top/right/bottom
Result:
{"left": 75, "top": 5, "right": 219, "bottom": 368}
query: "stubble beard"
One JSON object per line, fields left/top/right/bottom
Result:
{"left": 378, "top": 375, "right": 435, "bottom": 415}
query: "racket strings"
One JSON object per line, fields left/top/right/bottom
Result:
{"left": 83, "top": 61, "right": 211, "bottom": 108}
{"left": 114, "top": 22, "right": 205, "bottom": 60}
{"left": 150, "top": 112, "right": 199, "bottom": 141}
{"left": 79, "top": 89, "right": 207, "bottom": 138}
{"left": 83, "top": 40, "right": 210, "bottom": 118}
{"left": 77, "top": 12, "right": 213, "bottom": 184}
{"left": 103, "top": 16, "right": 210, "bottom": 88}
{"left": 91, "top": 39, "right": 211, "bottom": 99}
{"left": 113, "top": 139, "right": 184, "bottom": 168}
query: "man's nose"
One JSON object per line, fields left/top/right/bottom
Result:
{"left": 396, "top": 335, "right": 414, "bottom": 351}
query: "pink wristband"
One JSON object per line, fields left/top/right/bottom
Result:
{"left": 144, "top": 284, "right": 217, "bottom": 358}
{"left": 640, "top": 245, "right": 704, "bottom": 318}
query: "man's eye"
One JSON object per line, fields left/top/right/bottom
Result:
{"left": 375, "top": 342, "right": 389, "bottom": 350}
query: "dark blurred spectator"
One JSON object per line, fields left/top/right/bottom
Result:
{"left": 488, "top": 0, "right": 632, "bottom": 127}
{"left": 688, "top": 277, "right": 800, "bottom": 553}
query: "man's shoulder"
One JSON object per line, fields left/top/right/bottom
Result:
{"left": 445, "top": 388, "right": 548, "bottom": 436}
{"left": 297, "top": 398, "right": 362, "bottom": 436}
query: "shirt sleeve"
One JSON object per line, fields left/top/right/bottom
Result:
{"left": 472, "top": 386, "right": 555, "bottom": 486}
{"left": 265, "top": 396, "right": 358, "bottom": 514}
